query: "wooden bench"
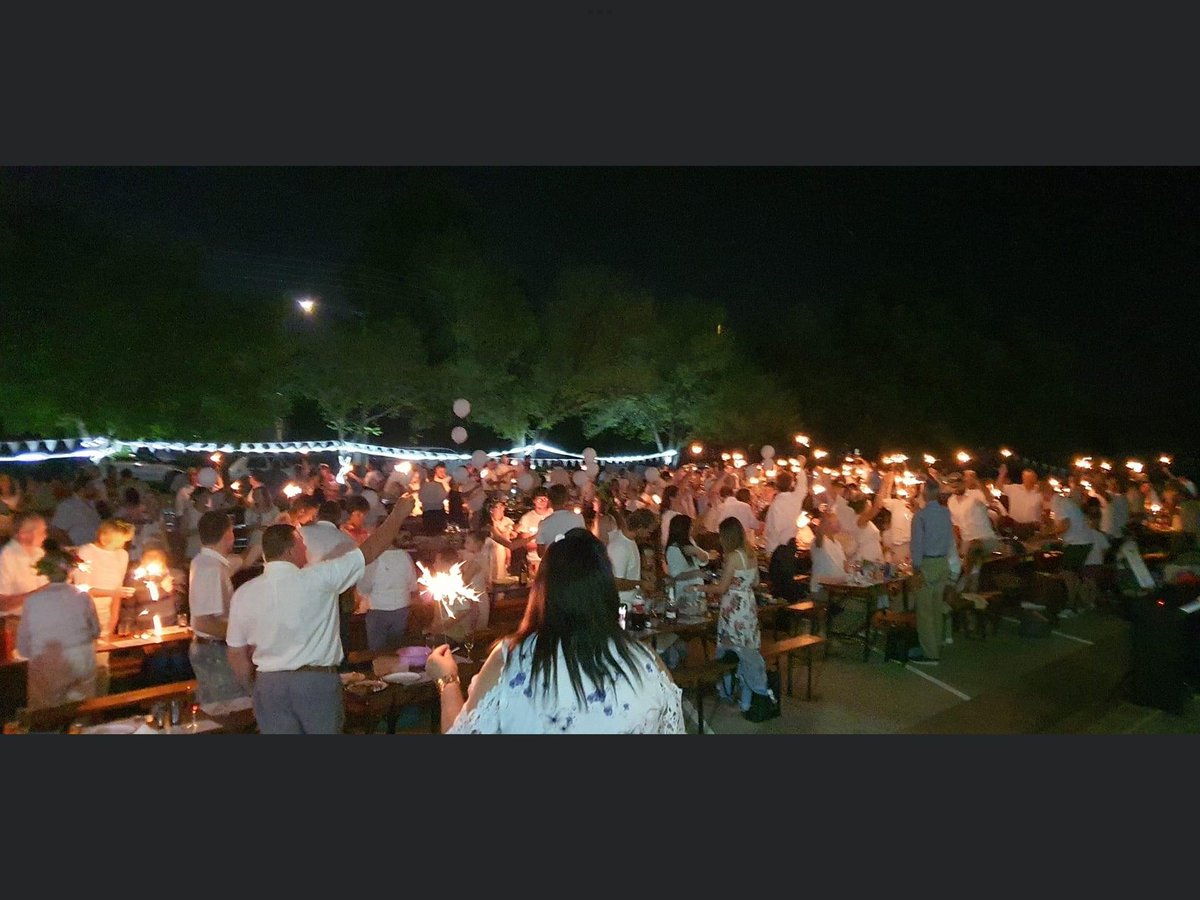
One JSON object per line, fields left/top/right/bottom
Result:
{"left": 955, "top": 591, "right": 1003, "bottom": 638}
{"left": 761, "top": 634, "right": 826, "bottom": 701}
{"left": 19, "top": 679, "right": 200, "bottom": 732}
{"left": 671, "top": 658, "right": 739, "bottom": 733}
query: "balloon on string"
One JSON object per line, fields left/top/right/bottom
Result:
{"left": 451, "top": 426, "right": 468, "bottom": 445}
{"left": 452, "top": 466, "right": 470, "bottom": 485}
{"left": 583, "top": 447, "right": 597, "bottom": 461}
{"left": 517, "top": 472, "right": 535, "bottom": 492}
{"left": 760, "top": 444, "right": 775, "bottom": 460}
{"left": 471, "top": 450, "right": 489, "bottom": 468}
{"left": 453, "top": 399, "right": 471, "bottom": 419}
{"left": 196, "top": 467, "right": 219, "bottom": 489}
{"left": 644, "top": 466, "right": 661, "bottom": 483}
{"left": 573, "top": 469, "right": 590, "bottom": 488}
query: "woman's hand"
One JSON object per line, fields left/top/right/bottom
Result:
{"left": 425, "top": 644, "right": 459, "bottom": 680}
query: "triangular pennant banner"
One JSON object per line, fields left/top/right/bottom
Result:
{"left": 25, "top": 441, "right": 39, "bottom": 452}
{"left": 6, "top": 443, "right": 20, "bottom": 455}
{"left": 45, "top": 440, "right": 58, "bottom": 452}
{"left": 63, "top": 438, "right": 77, "bottom": 450}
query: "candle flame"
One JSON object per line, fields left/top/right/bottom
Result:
{"left": 690, "top": 443, "right": 703, "bottom": 455}
{"left": 1000, "top": 448, "right": 1013, "bottom": 458}
{"left": 1099, "top": 461, "right": 1112, "bottom": 471}
{"left": 956, "top": 451, "right": 971, "bottom": 464}
{"left": 923, "top": 454, "right": 936, "bottom": 465}
{"left": 795, "top": 434, "right": 810, "bottom": 446}
{"left": 1126, "top": 461, "right": 1144, "bottom": 474}
{"left": 812, "top": 484, "right": 826, "bottom": 495}
{"left": 1159, "top": 455, "right": 1172, "bottom": 465}
{"left": 1150, "top": 504, "right": 1162, "bottom": 514}
{"left": 813, "top": 449, "right": 828, "bottom": 460}
{"left": 283, "top": 483, "right": 303, "bottom": 499}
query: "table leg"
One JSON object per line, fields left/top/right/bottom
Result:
{"left": 862, "top": 596, "right": 872, "bottom": 663}
{"left": 696, "top": 687, "right": 705, "bottom": 734}
{"left": 806, "top": 647, "right": 813, "bottom": 700}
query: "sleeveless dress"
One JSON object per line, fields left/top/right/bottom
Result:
{"left": 716, "top": 550, "right": 762, "bottom": 650}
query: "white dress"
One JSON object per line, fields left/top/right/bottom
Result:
{"left": 448, "top": 635, "right": 685, "bottom": 734}
{"left": 810, "top": 537, "right": 847, "bottom": 599}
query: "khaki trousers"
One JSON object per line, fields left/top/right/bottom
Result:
{"left": 914, "top": 556, "right": 951, "bottom": 660}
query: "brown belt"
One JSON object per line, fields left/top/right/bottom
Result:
{"left": 192, "top": 634, "right": 225, "bottom": 645}
{"left": 295, "top": 664, "right": 340, "bottom": 673}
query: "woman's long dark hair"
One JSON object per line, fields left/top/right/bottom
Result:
{"left": 509, "top": 527, "right": 645, "bottom": 706}
{"left": 665, "top": 513, "right": 693, "bottom": 552}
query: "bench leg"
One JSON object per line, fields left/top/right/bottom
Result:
{"left": 786, "top": 652, "right": 795, "bottom": 698}
{"left": 806, "top": 648, "right": 814, "bottom": 700}
{"left": 695, "top": 687, "right": 705, "bottom": 734}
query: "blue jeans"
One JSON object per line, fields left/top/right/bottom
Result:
{"left": 716, "top": 645, "right": 770, "bottom": 711}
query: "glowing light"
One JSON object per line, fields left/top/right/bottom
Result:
{"left": 794, "top": 434, "right": 810, "bottom": 446}
{"left": 956, "top": 451, "right": 971, "bottom": 464}
{"left": 1000, "top": 448, "right": 1013, "bottom": 458}
{"left": 812, "top": 484, "right": 826, "bottom": 495}
{"left": 721, "top": 453, "right": 731, "bottom": 461}
{"left": 923, "top": 454, "right": 936, "bottom": 465}
{"left": 1126, "top": 460, "right": 1144, "bottom": 474}
{"left": 297, "top": 297, "right": 316, "bottom": 314}
{"left": 796, "top": 512, "right": 810, "bottom": 529}
{"left": 1048, "top": 478, "right": 1060, "bottom": 487}
{"left": 690, "top": 443, "right": 703, "bottom": 455}
{"left": 335, "top": 454, "right": 352, "bottom": 485}
{"left": 1150, "top": 504, "right": 1162, "bottom": 514}
{"left": 990, "top": 486, "right": 1002, "bottom": 498}
{"left": 417, "top": 561, "right": 480, "bottom": 621}
{"left": 210, "top": 452, "right": 222, "bottom": 463}
{"left": 1099, "top": 461, "right": 1112, "bottom": 471}
{"left": 652, "top": 495, "right": 662, "bottom": 505}
{"left": 153, "top": 615, "right": 163, "bottom": 638}
{"left": 282, "top": 483, "right": 303, "bottom": 499}
{"left": 1074, "top": 457, "right": 1092, "bottom": 469}
{"left": 1159, "top": 455, "right": 1172, "bottom": 465}
{"left": 813, "top": 449, "right": 829, "bottom": 460}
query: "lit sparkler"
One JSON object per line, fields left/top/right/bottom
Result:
{"left": 417, "top": 561, "right": 480, "bottom": 621}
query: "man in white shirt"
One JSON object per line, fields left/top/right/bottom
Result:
{"left": 49, "top": 475, "right": 102, "bottom": 547}
{"left": 598, "top": 511, "right": 641, "bottom": 608}
{"left": 722, "top": 488, "right": 761, "bottom": 541}
{"left": 299, "top": 501, "right": 357, "bottom": 563}
{"left": 516, "top": 487, "right": 553, "bottom": 575}
{"left": 763, "top": 470, "right": 808, "bottom": 557}
{"left": 947, "top": 475, "right": 1000, "bottom": 591}
{"left": 418, "top": 465, "right": 450, "bottom": 534}
{"left": 996, "top": 464, "right": 1045, "bottom": 539}
{"left": 0, "top": 512, "right": 50, "bottom": 653}
{"left": 535, "top": 484, "right": 587, "bottom": 558}
{"left": 188, "top": 510, "right": 252, "bottom": 704}
{"left": 225, "top": 496, "right": 414, "bottom": 733}
{"left": 357, "top": 538, "right": 418, "bottom": 652}
{"left": 827, "top": 480, "right": 859, "bottom": 536}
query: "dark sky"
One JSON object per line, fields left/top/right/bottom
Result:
{"left": 9, "top": 166, "right": 1199, "bottom": 428}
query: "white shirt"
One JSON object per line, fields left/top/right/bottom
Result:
{"left": 1004, "top": 484, "right": 1044, "bottom": 524}
{"left": 881, "top": 498, "right": 913, "bottom": 546}
{"left": 299, "top": 520, "right": 357, "bottom": 563}
{"left": 418, "top": 480, "right": 448, "bottom": 513}
{"left": 811, "top": 537, "right": 847, "bottom": 587}
{"left": 51, "top": 496, "right": 101, "bottom": 547}
{"left": 763, "top": 490, "right": 807, "bottom": 555}
{"left": 226, "top": 548, "right": 366, "bottom": 672}
{"left": 831, "top": 496, "right": 858, "bottom": 535}
{"left": 0, "top": 540, "right": 48, "bottom": 615}
{"left": 517, "top": 508, "right": 551, "bottom": 537}
{"left": 1101, "top": 493, "right": 1130, "bottom": 537}
{"left": 950, "top": 494, "right": 997, "bottom": 544}
{"left": 74, "top": 543, "right": 129, "bottom": 592}
{"left": 361, "top": 488, "right": 386, "bottom": 528}
{"left": 1084, "top": 528, "right": 1110, "bottom": 567}
{"left": 536, "top": 509, "right": 587, "bottom": 548}
{"left": 16, "top": 583, "right": 100, "bottom": 658}
{"left": 606, "top": 530, "right": 641, "bottom": 606}
{"left": 188, "top": 547, "right": 239, "bottom": 638}
{"left": 1051, "top": 496, "right": 1091, "bottom": 545}
{"left": 358, "top": 548, "right": 417, "bottom": 612}
{"left": 849, "top": 522, "right": 884, "bottom": 564}
{"left": 716, "top": 498, "right": 759, "bottom": 539}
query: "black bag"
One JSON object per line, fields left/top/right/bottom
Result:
{"left": 743, "top": 670, "right": 782, "bottom": 722}
{"left": 884, "top": 625, "right": 919, "bottom": 663}
{"left": 768, "top": 540, "right": 803, "bottom": 601}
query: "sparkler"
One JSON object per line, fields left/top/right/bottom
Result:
{"left": 417, "top": 561, "right": 480, "bottom": 621}
{"left": 956, "top": 451, "right": 971, "bottom": 464}
{"left": 335, "top": 454, "right": 353, "bottom": 485}
{"left": 282, "top": 483, "right": 303, "bottom": 499}
{"left": 795, "top": 434, "right": 810, "bottom": 446}
{"left": 1000, "top": 448, "right": 1013, "bottom": 458}
{"left": 813, "top": 449, "right": 829, "bottom": 460}
{"left": 923, "top": 454, "right": 936, "bottom": 465}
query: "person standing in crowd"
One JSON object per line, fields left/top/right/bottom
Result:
{"left": 598, "top": 509, "right": 641, "bottom": 612}
{"left": 663, "top": 513, "right": 710, "bottom": 619}
{"left": 340, "top": 495, "right": 371, "bottom": 545}
{"left": 419, "top": 464, "right": 450, "bottom": 534}
{"left": 515, "top": 487, "right": 553, "bottom": 578}
{"left": 188, "top": 511, "right": 258, "bottom": 705}
{"left": 356, "top": 529, "right": 419, "bottom": 652}
{"left": 995, "top": 464, "right": 1044, "bottom": 539}
{"left": 277, "top": 493, "right": 320, "bottom": 529}
{"left": 695, "top": 517, "right": 775, "bottom": 719}
{"left": 0, "top": 511, "right": 50, "bottom": 656}
{"left": 763, "top": 468, "right": 808, "bottom": 558}
{"left": 16, "top": 542, "right": 101, "bottom": 710}
{"left": 946, "top": 473, "right": 1001, "bottom": 592}
{"left": 424, "top": 527, "right": 685, "bottom": 734}
{"left": 72, "top": 518, "right": 135, "bottom": 694}
{"left": 535, "top": 483, "right": 587, "bottom": 559}
{"left": 300, "top": 500, "right": 357, "bottom": 563}
{"left": 907, "top": 477, "right": 954, "bottom": 665}
{"left": 49, "top": 474, "right": 102, "bottom": 548}
{"left": 225, "top": 496, "right": 415, "bottom": 734}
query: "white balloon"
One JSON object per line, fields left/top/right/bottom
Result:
{"left": 452, "top": 466, "right": 470, "bottom": 485}
{"left": 471, "top": 450, "right": 489, "bottom": 468}
{"left": 644, "top": 466, "right": 661, "bottom": 483}
{"left": 573, "top": 469, "right": 589, "bottom": 488}
{"left": 517, "top": 472, "right": 535, "bottom": 491}
{"left": 450, "top": 426, "right": 468, "bottom": 445}
{"left": 196, "top": 467, "right": 218, "bottom": 489}
{"left": 583, "top": 447, "right": 597, "bottom": 460}
{"left": 760, "top": 444, "right": 775, "bottom": 460}
{"left": 453, "top": 398, "right": 471, "bottom": 418}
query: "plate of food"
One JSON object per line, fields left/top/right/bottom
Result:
{"left": 381, "top": 671, "right": 423, "bottom": 685}
{"left": 87, "top": 720, "right": 141, "bottom": 735}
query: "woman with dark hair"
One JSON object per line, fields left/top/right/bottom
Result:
{"left": 696, "top": 517, "right": 775, "bottom": 719}
{"left": 425, "top": 528, "right": 684, "bottom": 733}
{"left": 664, "top": 513, "right": 710, "bottom": 618}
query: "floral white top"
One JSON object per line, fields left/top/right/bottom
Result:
{"left": 716, "top": 549, "right": 761, "bottom": 650}
{"left": 447, "top": 635, "right": 685, "bottom": 734}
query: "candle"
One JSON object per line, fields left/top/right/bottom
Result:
{"left": 956, "top": 451, "right": 971, "bottom": 464}
{"left": 923, "top": 454, "right": 936, "bottom": 466}
{"left": 153, "top": 615, "right": 163, "bottom": 638}
{"left": 813, "top": 449, "right": 828, "bottom": 460}
{"left": 282, "top": 483, "right": 303, "bottom": 499}
{"left": 1000, "top": 448, "right": 1013, "bottom": 458}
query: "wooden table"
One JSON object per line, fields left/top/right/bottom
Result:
{"left": 95, "top": 625, "right": 193, "bottom": 653}
{"left": 816, "top": 577, "right": 911, "bottom": 662}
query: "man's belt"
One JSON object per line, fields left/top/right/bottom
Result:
{"left": 192, "top": 634, "right": 226, "bottom": 645}
{"left": 294, "top": 664, "right": 340, "bottom": 673}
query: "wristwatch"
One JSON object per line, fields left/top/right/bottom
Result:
{"left": 435, "top": 673, "right": 460, "bottom": 694}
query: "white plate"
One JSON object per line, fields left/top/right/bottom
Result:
{"left": 88, "top": 720, "right": 140, "bottom": 735}
{"left": 382, "top": 671, "right": 422, "bottom": 685}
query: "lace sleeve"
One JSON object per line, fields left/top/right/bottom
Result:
{"left": 658, "top": 673, "right": 686, "bottom": 734}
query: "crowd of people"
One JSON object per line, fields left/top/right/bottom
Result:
{"left": 0, "top": 444, "right": 1195, "bottom": 733}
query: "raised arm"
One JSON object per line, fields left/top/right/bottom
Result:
{"left": 358, "top": 496, "right": 415, "bottom": 566}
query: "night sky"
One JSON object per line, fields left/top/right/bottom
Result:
{"left": 7, "top": 166, "right": 1199, "bottom": 449}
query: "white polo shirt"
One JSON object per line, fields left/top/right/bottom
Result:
{"left": 1004, "top": 484, "right": 1044, "bottom": 524}
{"left": 763, "top": 490, "right": 807, "bottom": 555}
{"left": 299, "top": 520, "right": 357, "bottom": 563}
{"left": 1051, "top": 496, "right": 1092, "bottom": 545}
{"left": 0, "top": 540, "right": 48, "bottom": 615}
{"left": 358, "top": 548, "right": 418, "bottom": 612}
{"left": 606, "top": 530, "right": 641, "bottom": 606}
{"left": 226, "top": 548, "right": 365, "bottom": 672}
{"left": 536, "top": 509, "right": 587, "bottom": 549}
{"left": 188, "top": 547, "right": 240, "bottom": 639}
